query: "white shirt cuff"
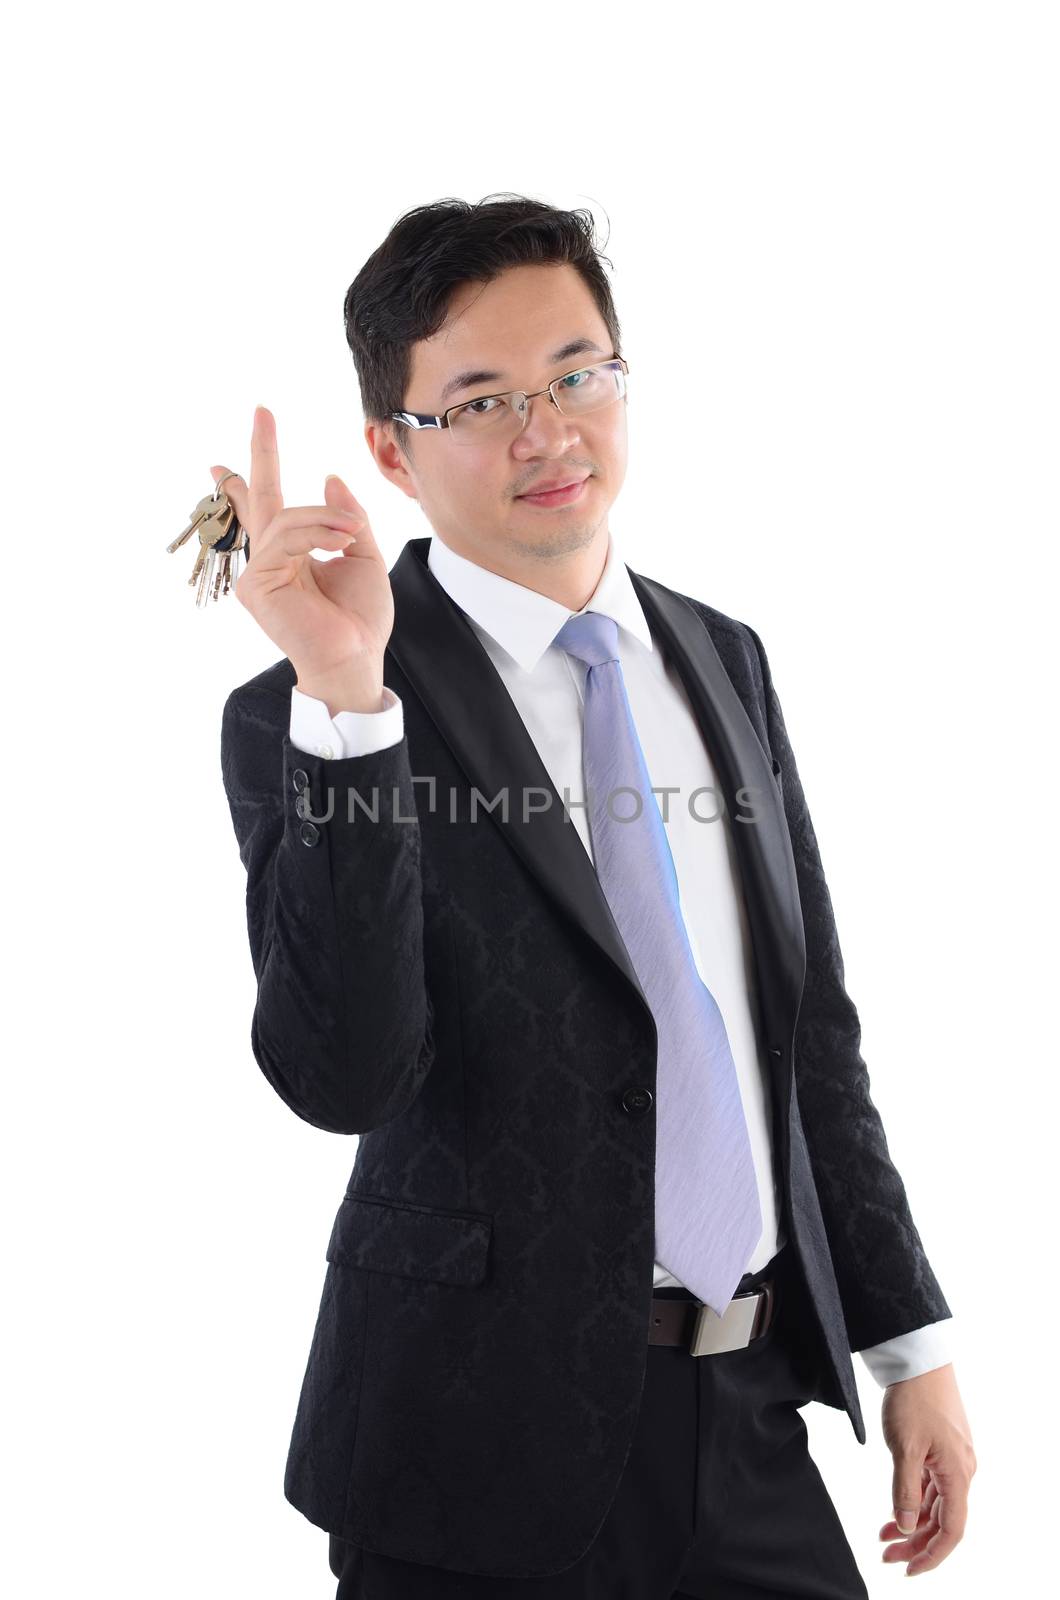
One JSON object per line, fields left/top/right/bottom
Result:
{"left": 858, "top": 1319, "right": 955, "bottom": 1387}
{"left": 289, "top": 684, "right": 404, "bottom": 758}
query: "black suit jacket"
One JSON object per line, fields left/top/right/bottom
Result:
{"left": 220, "top": 534, "right": 952, "bottom": 1579}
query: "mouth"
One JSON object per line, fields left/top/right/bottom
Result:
{"left": 516, "top": 476, "right": 590, "bottom": 508}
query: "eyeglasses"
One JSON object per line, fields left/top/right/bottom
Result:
{"left": 390, "top": 355, "right": 630, "bottom": 447}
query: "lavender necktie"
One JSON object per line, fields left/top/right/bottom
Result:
{"left": 554, "top": 610, "right": 762, "bottom": 1317}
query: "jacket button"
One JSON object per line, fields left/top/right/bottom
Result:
{"left": 299, "top": 821, "right": 320, "bottom": 847}
{"left": 292, "top": 768, "right": 310, "bottom": 793}
{"left": 621, "top": 1086, "right": 653, "bottom": 1116}
{"left": 295, "top": 792, "right": 310, "bottom": 820}
{"left": 769, "top": 1047, "right": 782, "bottom": 1058}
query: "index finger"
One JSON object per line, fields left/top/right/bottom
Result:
{"left": 249, "top": 404, "right": 283, "bottom": 526}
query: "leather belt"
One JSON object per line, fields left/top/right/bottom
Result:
{"left": 649, "top": 1278, "right": 777, "bottom": 1356}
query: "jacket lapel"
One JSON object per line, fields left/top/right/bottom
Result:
{"left": 627, "top": 570, "right": 807, "bottom": 1048}
{"left": 386, "top": 537, "right": 805, "bottom": 1048}
{"left": 387, "top": 538, "right": 650, "bottom": 1013}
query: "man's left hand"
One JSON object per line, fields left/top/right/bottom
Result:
{"left": 879, "top": 1362, "right": 977, "bottom": 1577}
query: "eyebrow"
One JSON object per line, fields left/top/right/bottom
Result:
{"left": 439, "top": 338, "right": 609, "bottom": 404}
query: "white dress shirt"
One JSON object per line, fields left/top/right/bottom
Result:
{"left": 289, "top": 531, "right": 954, "bottom": 1387}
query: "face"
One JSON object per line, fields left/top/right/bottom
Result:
{"left": 365, "top": 262, "right": 628, "bottom": 583}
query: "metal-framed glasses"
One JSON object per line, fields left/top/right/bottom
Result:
{"left": 390, "top": 355, "right": 630, "bottom": 447}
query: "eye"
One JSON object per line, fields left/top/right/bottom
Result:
{"left": 462, "top": 396, "right": 502, "bottom": 415}
{"left": 559, "top": 368, "right": 592, "bottom": 389}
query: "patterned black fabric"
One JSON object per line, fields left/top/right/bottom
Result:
{"left": 218, "top": 535, "right": 951, "bottom": 1579}
{"left": 692, "top": 606, "right": 952, "bottom": 1357}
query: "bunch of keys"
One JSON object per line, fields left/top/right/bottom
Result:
{"left": 166, "top": 472, "right": 251, "bottom": 606}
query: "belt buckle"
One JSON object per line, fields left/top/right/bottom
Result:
{"left": 688, "top": 1280, "right": 774, "bottom": 1356}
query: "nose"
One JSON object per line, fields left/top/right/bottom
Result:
{"left": 512, "top": 388, "right": 582, "bottom": 456}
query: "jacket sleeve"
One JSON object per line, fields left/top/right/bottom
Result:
{"left": 745, "top": 625, "right": 953, "bottom": 1352}
{"left": 220, "top": 680, "right": 434, "bottom": 1135}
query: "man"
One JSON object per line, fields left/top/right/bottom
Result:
{"left": 218, "top": 196, "right": 975, "bottom": 1597}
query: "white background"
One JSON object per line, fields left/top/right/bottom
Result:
{"left": 3, "top": 3, "right": 1057, "bottom": 1594}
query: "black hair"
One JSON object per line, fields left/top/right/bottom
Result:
{"left": 342, "top": 192, "right": 622, "bottom": 460}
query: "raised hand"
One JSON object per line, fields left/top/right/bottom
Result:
{"left": 213, "top": 405, "right": 394, "bottom": 713}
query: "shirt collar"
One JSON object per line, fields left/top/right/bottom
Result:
{"left": 425, "top": 529, "right": 654, "bottom": 673}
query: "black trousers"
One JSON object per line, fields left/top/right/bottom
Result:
{"left": 328, "top": 1245, "right": 869, "bottom": 1599}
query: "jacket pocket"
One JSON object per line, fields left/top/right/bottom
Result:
{"left": 326, "top": 1191, "right": 493, "bottom": 1287}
